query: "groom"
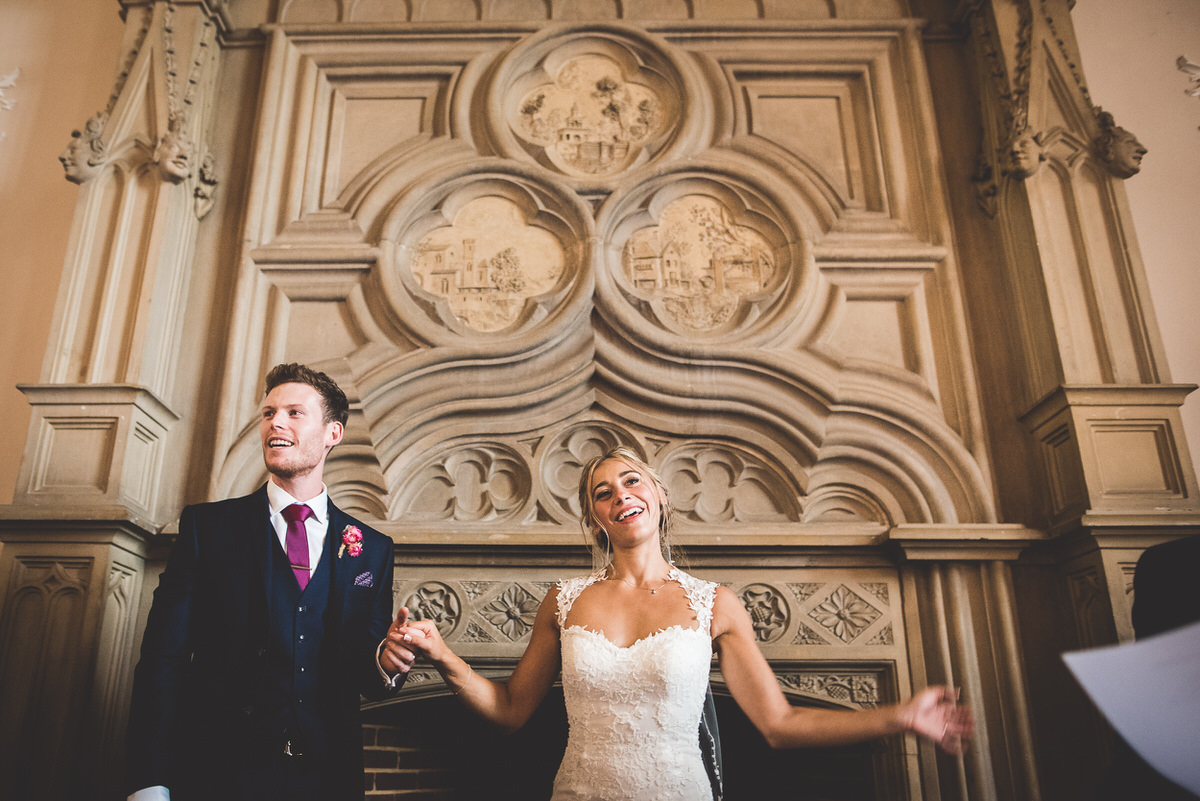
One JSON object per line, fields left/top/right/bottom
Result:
{"left": 126, "top": 363, "right": 418, "bottom": 800}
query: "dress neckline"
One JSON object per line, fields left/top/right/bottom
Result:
{"left": 562, "top": 622, "right": 709, "bottom": 650}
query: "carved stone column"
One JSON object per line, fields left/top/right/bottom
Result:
{"left": 1021, "top": 385, "right": 1200, "bottom": 642}
{"left": 0, "top": 518, "right": 156, "bottom": 800}
{"left": 0, "top": 3, "right": 223, "bottom": 799}
{"left": 962, "top": 0, "right": 1200, "bottom": 608}
{"left": 894, "top": 525, "right": 1044, "bottom": 801}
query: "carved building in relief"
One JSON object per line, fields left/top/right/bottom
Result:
{"left": 0, "top": 1, "right": 1196, "bottom": 800}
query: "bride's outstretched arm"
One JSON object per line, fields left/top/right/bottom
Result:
{"left": 390, "top": 586, "right": 563, "bottom": 734}
{"left": 713, "top": 586, "right": 973, "bottom": 753}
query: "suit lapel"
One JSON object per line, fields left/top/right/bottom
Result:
{"left": 328, "top": 501, "right": 352, "bottom": 633}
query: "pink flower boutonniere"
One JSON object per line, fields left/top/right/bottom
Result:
{"left": 338, "top": 525, "right": 363, "bottom": 558}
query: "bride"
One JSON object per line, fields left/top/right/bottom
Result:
{"left": 390, "top": 446, "right": 972, "bottom": 800}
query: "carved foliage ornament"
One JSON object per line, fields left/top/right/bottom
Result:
{"left": 399, "top": 443, "right": 530, "bottom": 522}
{"left": 405, "top": 582, "right": 463, "bottom": 633}
{"left": 777, "top": 672, "right": 880, "bottom": 709}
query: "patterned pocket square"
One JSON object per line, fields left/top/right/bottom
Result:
{"left": 353, "top": 571, "right": 374, "bottom": 588}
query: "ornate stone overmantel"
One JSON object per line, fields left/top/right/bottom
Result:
{"left": 2, "top": 2, "right": 1197, "bottom": 800}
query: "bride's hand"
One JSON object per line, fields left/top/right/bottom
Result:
{"left": 394, "top": 616, "right": 449, "bottom": 663}
{"left": 900, "top": 686, "right": 973, "bottom": 755}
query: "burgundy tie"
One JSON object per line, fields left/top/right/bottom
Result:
{"left": 283, "top": 503, "right": 314, "bottom": 590}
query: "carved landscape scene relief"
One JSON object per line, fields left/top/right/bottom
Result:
{"left": 620, "top": 195, "right": 776, "bottom": 331}
{"left": 512, "top": 52, "right": 668, "bottom": 177}
{"left": 410, "top": 196, "right": 567, "bottom": 332}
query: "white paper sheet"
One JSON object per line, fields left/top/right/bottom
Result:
{"left": 1062, "top": 620, "right": 1200, "bottom": 795}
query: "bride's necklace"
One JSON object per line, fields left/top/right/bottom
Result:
{"left": 607, "top": 570, "right": 672, "bottom": 594}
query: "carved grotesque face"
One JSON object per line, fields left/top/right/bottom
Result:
{"left": 1107, "top": 127, "right": 1146, "bottom": 178}
{"left": 1007, "top": 132, "right": 1043, "bottom": 179}
{"left": 155, "top": 128, "right": 193, "bottom": 182}
{"left": 59, "top": 129, "right": 101, "bottom": 183}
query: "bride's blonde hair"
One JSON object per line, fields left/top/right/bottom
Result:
{"left": 576, "top": 446, "right": 676, "bottom": 572}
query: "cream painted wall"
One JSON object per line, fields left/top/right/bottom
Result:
{"left": 1073, "top": 0, "right": 1200, "bottom": 477}
{"left": 0, "top": 0, "right": 125, "bottom": 503}
{"left": 0, "top": 1, "right": 1196, "bottom": 503}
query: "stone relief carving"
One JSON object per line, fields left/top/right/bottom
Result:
{"left": 777, "top": 672, "right": 880, "bottom": 709}
{"left": 155, "top": 3, "right": 216, "bottom": 183}
{"left": 787, "top": 583, "right": 823, "bottom": 604}
{"left": 58, "top": 7, "right": 149, "bottom": 183}
{"left": 59, "top": 112, "right": 109, "bottom": 184}
{"left": 1179, "top": 56, "right": 1200, "bottom": 105}
{"left": 740, "top": 584, "right": 790, "bottom": 643}
{"left": 1094, "top": 108, "right": 1146, "bottom": 179}
{"left": 154, "top": 114, "right": 195, "bottom": 183}
{"left": 514, "top": 53, "right": 663, "bottom": 176}
{"left": 462, "top": 620, "right": 497, "bottom": 642}
{"left": 410, "top": 196, "right": 569, "bottom": 333}
{"left": 398, "top": 444, "right": 530, "bottom": 522}
{"left": 493, "top": 30, "right": 684, "bottom": 179}
{"left": 1004, "top": 124, "right": 1046, "bottom": 180}
{"left": 619, "top": 195, "right": 776, "bottom": 332}
{"left": 792, "top": 622, "right": 826, "bottom": 645}
{"left": 972, "top": 148, "right": 999, "bottom": 217}
{"left": 808, "top": 585, "right": 881, "bottom": 643}
{"left": 865, "top": 624, "right": 893, "bottom": 646}
{"left": 404, "top": 582, "right": 463, "bottom": 633}
{"left": 193, "top": 150, "right": 218, "bottom": 219}
{"left": 460, "top": 580, "right": 500, "bottom": 602}
{"left": 0, "top": 68, "right": 18, "bottom": 144}
{"left": 661, "top": 444, "right": 800, "bottom": 523}
{"left": 481, "top": 584, "right": 542, "bottom": 641}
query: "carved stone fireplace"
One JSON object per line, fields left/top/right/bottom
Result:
{"left": 3, "top": 3, "right": 1197, "bottom": 801}
{"left": 362, "top": 681, "right": 886, "bottom": 800}
{"left": 353, "top": 543, "right": 943, "bottom": 799}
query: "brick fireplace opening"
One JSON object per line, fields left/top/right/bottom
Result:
{"left": 362, "top": 687, "right": 888, "bottom": 800}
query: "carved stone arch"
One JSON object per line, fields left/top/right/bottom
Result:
{"left": 392, "top": 442, "right": 532, "bottom": 523}
{"left": 279, "top": 0, "right": 344, "bottom": 24}
{"left": 553, "top": 0, "right": 621, "bottom": 22}
{"left": 346, "top": 0, "right": 413, "bottom": 22}
{"left": 589, "top": 341, "right": 831, "bottom": 471}
{"left": 414, "top": 0, "right": 482, "bottom": 22}
{"left": 484, "top": 0, "right": 554, "bottom": 21}
{"left": 818, "top": 406, "right": 997, "bottom": 525}
{"left": 658, "top": 442, "right": 804, "bottom": 524}
{"left": 802, "top": 479, "right": 893, "bottom": 526}
{"left": 595, "top": 164, "right": 814, "bottom": 342}
{"left": 724, "top": 136, "right": 846, "bottom": 232}
{"left": 481, "top": 22, "right": 711, "bottom": 188}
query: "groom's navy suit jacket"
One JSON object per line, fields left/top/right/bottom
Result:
{"left": 126, "top": 486, "right": 398, "bottom": 799}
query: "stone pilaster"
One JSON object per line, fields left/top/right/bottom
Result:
{"left": 894, "top": 525, "right": 1045, "bottom": 801}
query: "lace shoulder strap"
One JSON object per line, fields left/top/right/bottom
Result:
{"left": 555, "top": 572, "right": 603, "bottom": 628}
{"left": 671, "top": 568, "right": 718, "bottom": 635}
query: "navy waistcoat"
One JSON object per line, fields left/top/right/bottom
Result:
{"left": 263, "top": 529, "right": 335, "bottom": 758}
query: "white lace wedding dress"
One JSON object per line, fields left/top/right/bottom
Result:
{"left": 551, "top": 568, "right": 717, "bottom": 801}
